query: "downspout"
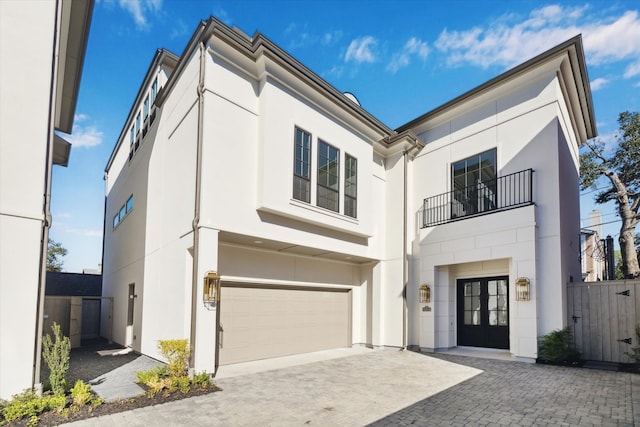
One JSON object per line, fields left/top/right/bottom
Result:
{"left": 33, "top": 0, "right": 62, "bottom": 391}
{"left": 402, "top": 150, "right": 408, "bottom": 350}
{"left": 402, "top": 144, "right": 420, "bottom": 351}
{"left": 189, "top": 42, "right": 206, "bottom": 370}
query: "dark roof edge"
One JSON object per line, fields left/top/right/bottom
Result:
{"left": 105, "top": 48, "right": 179, "bottom": 172}
{"left": 396, "top": 35, "right": 597, "bottom": 139}
{"left": 154, "top": 17, "right": 394, "bottom": 139}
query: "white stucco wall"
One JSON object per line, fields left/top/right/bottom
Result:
{"left": 408, "top": 69, "right": 582, "bottom": 359}
{"left": 0, "top": 1, "right": 57, "bottom": 399}
{"left": 103, "top": 31, "right": 406, "bottom": 370}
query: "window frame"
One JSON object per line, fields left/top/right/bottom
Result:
{"left": 316, "top": 139, "right": 340, "bottom": 212}
{"left": 113, "top": 194, "right": 134, "bottom": 230}
{"left": 143, "top": 96, "right": 149, "bottom": 120}
{"left": 451, "top": 148, "right": 497, "bottom": 217}
{"left": 344, "top": 153, "right": 357, "bottom": 218}
{"left": 292, "top": 126, "right": 312, "bottom": 203}
{"left": 151, "top": 77, "right": 158, "bottom": 104}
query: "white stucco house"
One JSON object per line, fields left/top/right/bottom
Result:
{"left": 0, "top": 0, "right": 93, "bottom": 399}
{"left": 102, "top": 17, "right": 596, "bottom": 374}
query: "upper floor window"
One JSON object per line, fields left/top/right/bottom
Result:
{"left": 130, "top": 126, "right": 135, "bottom": 146}
{"left": 344, "top": 154, "right": 357, "bottom": 218}
{"left": 151, "top": 77, "right": 158, "bottom": 104}
{"left": 452, "top": 149, "right": 496, "bottom": 216}
{"left": 113, "top": 194, "right": 134, "bottom": 230}
{"left": 293, "top": 127, "right": 311, "bottom": 203}
{"left": 135, "top": 112, "right": 141, "bottom": 134}
{"left": 143, "top": 96, "right": 149, "bottom": 120}
{"left": 317, "top": 140, "right": 339, "bottom": 212}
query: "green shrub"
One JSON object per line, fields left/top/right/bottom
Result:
{"left": 1, "top": 389, "right": 67, "bottom": 423}
{"left": 170, "top": 376, "right": 191, "bottom": 394}
{"left": 157, "top": 339, "right": 190, "bottom": 377}
{"left": 136, "top": 368, "right": 160, "bottom": 385}
{"left": 192, "top": 372, "right": 211, "bottom": 388}
{"left": 70, "top": 380, "right": 93, "bottom": 407}
{"left": 538, "top": 326, "right": 581, "bottom": 363}
{"left": 625, "top": 323, "right": 640, "bottom": 363}
{"left": 42, "top": 322, "right": 70, "bottom": 395}
{"left": 146, "top": 377, "right": 171, "bottom": 396}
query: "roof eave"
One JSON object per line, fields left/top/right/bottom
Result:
{"left": 55, "top": 0, "right": 94, "bottom": 134}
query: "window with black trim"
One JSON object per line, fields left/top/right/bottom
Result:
{"left": 113, "top": 195, "right": 134, "bottom": 230}
{"left": 452, "top": 149, "right": 496, "bottom": 217}
{"left": 151, "top": 78, "right": 158, "bottom": 104}
{"left": 293, "top": 127, "right": 311, "bottom": 203}
{"left": 344, "top": 154, "right": 357, "bottom": 218}
{"left": 317, "top": 140, "right": 339, "bottom": 212}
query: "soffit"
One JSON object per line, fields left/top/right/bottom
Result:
{"left": 55, "top": 0, "right": 94, "bottom": 134}
{"left": 218, "top": 231, "right": 373, "bottom": 264}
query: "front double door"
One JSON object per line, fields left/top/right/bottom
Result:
{"left": 457, "top": 276, "right": 509, "bottom": 349}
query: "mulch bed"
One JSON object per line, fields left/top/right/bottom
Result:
{"left": 5, "top": 339, "right": 222, "bottom": 426}
{"left": 7, "top": 384, "right": 220, "bottom": 426}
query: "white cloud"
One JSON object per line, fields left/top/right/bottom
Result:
{"left": 590, "top": 77, "right": 609, "bottom": 91}
{"left": 387, "top": 37, "right": 430, "bottom": 73}
{"left": 170, "top": 19, "right": 189, "bottom": 40}
{"left": 62, "top": 115, "right": 103, "bottom": 148}
{"left": 345, "top": 36, "right": 378, "bottom": 63}
{"left": 322, "top": 30, "right": 343, "bottom": 46}
{"left": 434, "top": 5, "right": 640, "bottom": 72}
{"left": 118, "top": 0, "right": 162, "bottom": 30}
{"left": 325, "top": 65, "right": 345, "bottom": 78}
{"left": 624, "top": 61, "right": 640, "bottom": 78}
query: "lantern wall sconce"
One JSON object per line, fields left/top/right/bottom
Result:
{"left": 419, "top": 284, "right": 431, "bottom": 304}
{"left": 203, "top": 271, "right": 221, "bottom": 306}
{"left": 515, "top": 277, "right": 530, "bottom": 301}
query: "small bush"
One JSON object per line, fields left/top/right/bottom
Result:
{"left": 625, "top": 323, "right": 640, "bottom": 363}
{"left": 192, "top": 372, "right": 211, "bottom": 388}
{"left": 538, "top": 326, "right": 581, "bottom": 363}
{"left": 146, "top": 377, "right": 172, "bottom": 396}
{"left": 170, "top": 376, "right": 191, "bottom": 394}
{"left": 70, "top": 380, "right": 93, "bottom": 407}
{"left": 157, "top": 339, "right": 190, "bottom": 377}
{"left": 42, "top": 322, "right": 71, "bottom": 395}
{"left": 1, "top": 389, "right": 66, "bottom": 423}
{"left": 136, "top": 368, "right": 160, "bottom": 385}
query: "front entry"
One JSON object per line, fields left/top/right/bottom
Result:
{"left": 457, "top": 277, "right": 509, "bottom": 349}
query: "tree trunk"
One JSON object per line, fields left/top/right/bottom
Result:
{"left": 605, "top": 168, "right": 640, "bottom": 278}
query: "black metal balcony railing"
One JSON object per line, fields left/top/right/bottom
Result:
{"left": 422, "top": 169, "right": 534, "bottom": 227}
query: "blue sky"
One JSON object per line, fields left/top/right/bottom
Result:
{"left": 51, "top": 0, "right": 640, "bottom": 272}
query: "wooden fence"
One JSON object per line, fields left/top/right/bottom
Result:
{"left": 43, "top": 296, "right": 112, "bottom": 348}
{"left": 567, "top": 280, "right": 639, "bottom": 364}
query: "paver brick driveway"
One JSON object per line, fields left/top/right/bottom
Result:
{"left": 65, "top": 350, "right": 639, "bottom": 426}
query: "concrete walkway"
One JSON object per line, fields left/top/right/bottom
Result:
{"left": 64, "top": 350, "right": 639, "bottom": 426}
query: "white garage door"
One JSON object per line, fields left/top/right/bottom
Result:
{"left": 219, "top": 284, "right": 351, "bottom": 365}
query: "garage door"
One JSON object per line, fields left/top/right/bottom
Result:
{"left": 219, "top": 284, "right": 351, "bottom": 365}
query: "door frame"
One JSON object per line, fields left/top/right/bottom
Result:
{"left": 456, "top": 276, "right": 510, "bottom": 349}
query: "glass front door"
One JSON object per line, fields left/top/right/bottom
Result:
{"left": 457, "top": 276, "right": 509, "bottom": 349}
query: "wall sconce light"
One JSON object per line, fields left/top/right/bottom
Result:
{"left": 419, "top": 284, "right": 431, "bottom": 304}
{"left": 203, "top": 271, "right": 221, "bottom": 305}
{"left": 515, "top": 277, "right": 530, "bottom": 301}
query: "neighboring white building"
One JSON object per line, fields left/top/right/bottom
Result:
{"left": 0, "top": 0, "right": 93, "bottom": 399}
{"left": 580, "top": 210, "right": 606, "bottom": 281}
{"left": 103, "top": 17, "right": 596, "bottom": 374}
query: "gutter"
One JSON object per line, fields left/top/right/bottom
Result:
{"left": 33, "top": 0, "right": 62, "bottom": 392}
{"left": 189, "top": 42, "right": 206, "bottom": 370}
{"left": 402, "top": 142, "right": 422, "bottom": 351}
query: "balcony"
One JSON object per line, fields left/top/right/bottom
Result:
{"left": 422, "top": 169, "right": 533, "bottom": 227}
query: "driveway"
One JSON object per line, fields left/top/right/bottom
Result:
{"left": 64, "top": 350, "right": 639, "bottom": 426}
